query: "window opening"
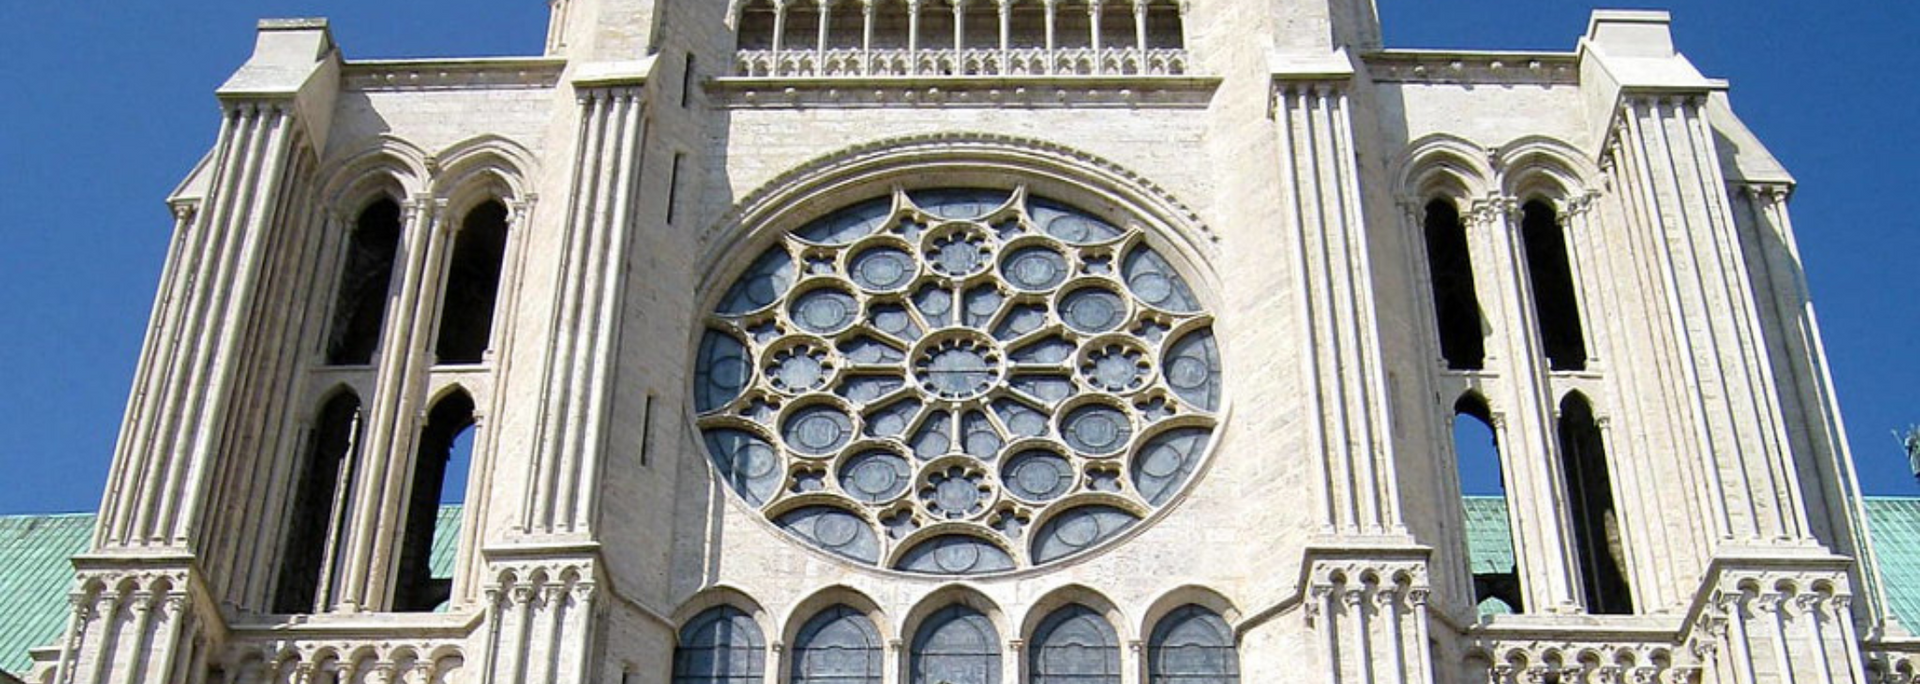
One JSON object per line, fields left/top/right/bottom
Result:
{"left": 1454, "top": 394, "right": 1523, "bottom": 615}
{"left": 1558, "top": 393, "right": 1631, "bottom": 614}
{"left": 392, "top": 391, "right": 475, "bottom": 612}
{"left": 641, "top": 393, "right": 655, "bottom": 467}
{"left": 273, "top": 391, "right": 362, "bottom": 613}
{"left": 1144, "top": 2, "right": 1183, "bottom": 49}
{"left": 792, "top": 605, "right": 883, "bottom": 684}
{"left": 1520, "top": 200, "right": 1587, "bottom": 370}
{"left": 1031, "top": 604, "right": 1120, "bottom": 684}
{"left": 682, "top": 52, "right": 698, "bottom": 107}
{"left": 1147, "top": 605, "right": 1238, "bottom": 684}
{"left": 1422, "top": 199, "right": 1485, "bottom": 370}
{"left": 435, "top": 200, "right": 510, "bottom": 364}
{"left": 911, "top": 605, "right": 1000, "bottom": 684}
{"left": 673, "top": 606, "right": 766, "bottom": 684}
{"left": 737, "top": 0, "right": 776, "bottom": 51}
{"left": 325, "top": 198, "right": 403, "bottom": 365}
{"left": 667, "top": 152, "right": 686, "bottom": 226}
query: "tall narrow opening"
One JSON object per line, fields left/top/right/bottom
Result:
{"left": 1521, "top": 200, "right": 1587, "bottom": 370}
{"left": 1422, "top": 198, "right": 1485, "bottom": 370}
{"left": 1454, "top": 393, "right": 1523, "bottom": 615}
{"left": 1143, "top": 1, "right": 1182, "bottom": 49}
{"left": 393, "top": 390, "right": 476, "bottom": 612}
{"left": 1558, "top": 393, "right": 1632, "bottom": 614}
{"left": 273, "top": 391, "right": 362, "bottom": 614}
{"left": 737, "top": 0, "right": 778, "bottom": 51}
{"left": 783, "top": 5, "right": 822, "bottom": 54}
{"left": 325, "top": 198, "right": 403, "bottom": 365}
{"left": 674, "top": 606, "right": 767, "bottom": 684}
{"left": 435, "top": 200, "right": 510, "bottom": 364}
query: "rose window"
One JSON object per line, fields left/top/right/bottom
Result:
{"left": 694, "top": 187, "right": 1222, "bottom": 574}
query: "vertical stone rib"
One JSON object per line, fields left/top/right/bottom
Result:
{"left": 1273, "top": 86, "right": 1337, "bottom": 532}
{"left": 103, "top": 199, "right": 198, "bottom": 547}
{"left": 560, "top": 91, "right": 628, "bottom": 532}
{"left": 576, "top": 92, "right": 648, "bottom": 531}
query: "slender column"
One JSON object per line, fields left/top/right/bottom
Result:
{"left": 907, "top": 0, "right": 921, "bottom": 74}
{"left": 1043, "top": 0, "right": 1057, "bottom": 70}
{"left": 817, "top": 0, "right": 830, "bottom": 70}
{"left": 1088, "top": 0, "right": 1103, "bottom": 73}
{"left": 953, "top": 0, "right": 965, "bottom": 54}
{"left": 861, "top": 0, "right": 875, "bottom": 72}
{"left": 771, "top": 0, "right": 787, "bottom": 62}
{"left": 997, "top": 0, "right": 1011, "bottom": 67}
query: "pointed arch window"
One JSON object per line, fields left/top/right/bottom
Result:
{"left": 1454, "top": 393, "right": 1523, "bottom": 615}
{"left": 325, "top": 198, "right": 403, "bottom": 365}
{"left": 1557, "top": 393, "right": 1631, "bottom": 614}
{"left": 273, "top": 391, "right": 362, "bottom": 613}
{"left": 1520, "top": 200, "right": 1587, "bottom": 371}
{"left": 1030, "top": 604, "right": 1120, "bottom": 684}
{"left": 1146, "top": 605, "right": 1237, "bottom": 684}
{"left": 1422, "top": 198, "right": 1485, "bottom": 370}
{"left": 434, "top": 200, "right": 510, "bottom": 364}
{"left": 792, "top": 605, "right": 884, "bottom": 684}
{"left": 911, "top": 605, "right": 1001, "bottom": 684}
{"left": 392, "top": 390, "right": 475, "bottom": 612}
{"left": 674, "top": 606, "right": 767, "bottom": 684}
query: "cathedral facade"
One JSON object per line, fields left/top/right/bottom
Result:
{"left": 25, "top": 1, "right": 1920, "bottom": 684}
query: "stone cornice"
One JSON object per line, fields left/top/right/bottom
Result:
{"left": 1363, "top": 50, "right": 1578, "bottom": 87}
{"left": 707, "top": 74, "right": 1218, "bottom": 109}
{"left": 341, "top": 57, "right": 567, "bottom": 92}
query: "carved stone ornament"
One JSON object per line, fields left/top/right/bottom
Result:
{"left": 695, "top": 186, "right": 1221, "bottom": 574}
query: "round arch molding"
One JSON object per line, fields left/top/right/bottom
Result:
{"left": 687, "top": 133, "right": 1228, "bottom": 578}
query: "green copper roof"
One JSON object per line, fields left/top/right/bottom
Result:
{"left": 0, "top": 514, "right": 94, "bottom": 677}
{"left": 0, "top": 506, "right": 463, "bottom": 677}
{"left": 1864, "top": 497, "right": 1920, "bottom": 626}
{"left": 1462, "top": 496, "right": 1516, "bottom": 575}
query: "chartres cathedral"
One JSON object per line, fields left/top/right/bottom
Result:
{"left": 19, "top": 0, "right": 1920, "bottom": 683}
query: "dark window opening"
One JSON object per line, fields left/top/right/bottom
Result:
{"left": 1422, "top": 199, "right": 1485, "bottom": 370}
{"left": 674, "top": 605, "right": 767, "bottom": 684}
{"left": 1455, "top": 394, "right": 1524, "bottom": 615}
{"left": 737, "top": 1, "right": 776, "bottom": 51}
{"left": 393, "top": 391, "right": 475, "bottom": 612}
{"left": 1558, "top": 393, "right": 1632, "bottom": 614}
{"left": 668, "top": 153, "right": 686, "bottom": 226}
{"left": 434, "top": 201, "right": 510, "bottom": 364}
{"left": 1144, "top": 4, "right": 1184, "bottom": 50}
{"left": 1521, "top": 200, "right": 1587, "bottom": 371}
{"left": 1146, "top": 604, "right": 1238, "bottom": 684}
{"left": 325, "top": 199, "right": 403, "bottom": 365}
{"left": 681, "top": 52, "right": 698, "bottom": 107}
{"left": 273, "top": 391, "right": 362, "bottom": 614}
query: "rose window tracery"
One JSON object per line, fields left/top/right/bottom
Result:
{"left": 694, "top": 187, "right": 1222, "bottom": 574}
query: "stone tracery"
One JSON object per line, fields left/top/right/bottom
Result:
{"left": 695, "top": 186, "right": 1220, "bottom": 574}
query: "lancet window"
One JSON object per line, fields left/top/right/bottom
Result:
{"left": 792, "top": 605, "right": 885, "bottom": 684}
{"left": 1453, "top": 393, "right": 1523, "bottom": 615}
{"left": 1421, "top": 198, "right": 1485, "bottom": 370}
{"left": 435, "top": 200, "right": 510, "bottom": 364}
{"left": 730, "top": 0, "right": 1189, "bottom": 77}
{"left": 1030, "top": 604, "right": 1121, "bottom": 684}
{"left": 674, "top": 606, "right": 768, "bottom": 684}
{"left": 1558, "top": 393, "right": 1631, "bottom": 614}
{"left": 325, "top": 198, "right": 403, "bottom": 365}
{"left": 911, "top": 605, "right": 1001, "bottom": 684}
{"left": 272, "top": 390, "right": 363, "bottom": 614}
{"left": 1519, "top": 200, "right": 1587, "bottom": 371}
{"left": 392, "top": 390, "right": 475, "bottom": 612}
{"left": 1146, "top": 605, "right": 1238, "bottom": 684}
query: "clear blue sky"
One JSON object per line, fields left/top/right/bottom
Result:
{"left": 0, "top": 0, "right": 1913, "bottom": 514}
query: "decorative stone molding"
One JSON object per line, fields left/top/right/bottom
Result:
{"left": 1867, "top": 641, "right": 1920, "bottom": 684}
{"left": 1467, "top": 637, "right": 1694, "bottom": 684}
{"left": 1682, "top": 563, "right": 1866, "bottom": 684}
{"left": 341, "top": 58, "right": 567, "bottom": 92}
{"left": 214, "top": 636, "right": 468, "bottom": 684}
{"left": 1364, "top": 51, "right": 1578, "bottom": 87}
{"left": 708, "top": 74, "right": 1218, "bottom": 109}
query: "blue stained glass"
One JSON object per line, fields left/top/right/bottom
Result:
{"left": 992, "top": 303, "right": 1049, "bottom": 340}
{"left": 1004, "top": 450, "right": 1074, "bottom": 502}
{"left": 1010, "top": 374, "right": 1076, "bottom": 405}
{"left": 836, "top": 374, "right": 905, "bottom": 403}
{"left": 1011, "top": 336, "right": 1076, "bottom": 364}
{"left": 703, "top": 429, "right": 782, "bottom": 506}
{"left": 675, "top": 606, "right": 766, "bottom": 684}
{"left": 1060, "top": 286, "right": 1128, "bottom": 334}
{"left": 792, "top": 605, "right": 884, "bottom": 684}
{"left": 1062, "top": 404, "right": 1132, "bottom": 455}
{"left": 1002, "top": 245, "right": 1071, "bottom": 291}
{"left": 797, "top": 197, "right": 892, "bottom": 245}
{"left": 850, "top": 245, "right": 918, "bottom": 291}
{"left": 695, "top": 330, "right": 751, "bottom": 412}
{"left": 964, "top": 284, "right": 1005, "bottom": 327}
{"left": 1031, "top": 506, "right": 1139, "bottom": 563}
{"left": 961, "top": 410, "right": 1003, "bottom": 460}
{"left": 717, "top": 247, "right": 795, "bottom": 315}
{"left": 1147, "top": 606, "right": 1238, "bottom": 684}
{"left": 1124, "top": 246, "right": 1201, "bottom": 314}
{"left": 911, "top": 188, "right": 1010, "bottom": 219}
{"left": 777, "top": 506, "right": 880, "bottom": 563}
{"left": 897, "top": 536, "right": 1015, "bottom": 575}
{"left": 839, "top": 450, "right": 912, "bottom": 503}
{"left": 1030, "top": 605, "right": 1121, "bottom": 684}
{"left": 869, "top": 302, "right": 923, "bottom": 340}
{"left": 1030, "top": 198, "right": 1124, "bottom": 244}
{"left": 991, "top": 398, "right": 1050, "bottom": 437}
{"left": 784, "top": 405, "right": 855, "bottom": 455}
{"left": 911, "top": 411, "right": 954, "bottom": 460}
{"left": 913, "top": 284, "right": 955, "bottom": 327}
{"left": 863, "top": 398, "right": 922, "bottom": 438}
{"left": 1133, "top": 427, "right": 1212, "bottom": 506}
{"left": 910, "top": 605, "right": 1003, "bottom": 684}
{"left": 791, "top": 287, "right": 861, "bottom": 335}
{"left": 840, "top": 336, "right": 905, "bottom": 364}
{"left": 1163, "top": 328, "right": 1221, "bottom": 412}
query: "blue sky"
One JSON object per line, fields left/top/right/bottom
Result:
{"left": 0, "top": 0, "right": 1913, "bottom": 514}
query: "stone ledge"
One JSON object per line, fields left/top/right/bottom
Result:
{"left": 709, "top": 74, "right": 1219, "bottom": 109}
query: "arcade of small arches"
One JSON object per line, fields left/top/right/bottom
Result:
{"left": 671, "top": 586, "right": 1238, "bottom": 684}
{"left": 1399, "top": 137, "right": 1633, "bottom": 618}
{"left": 730, "top": 0, "right": 1187, "bottom": 77}
{"left": 272, "top": 139, "right": 535, "bottom": 616}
